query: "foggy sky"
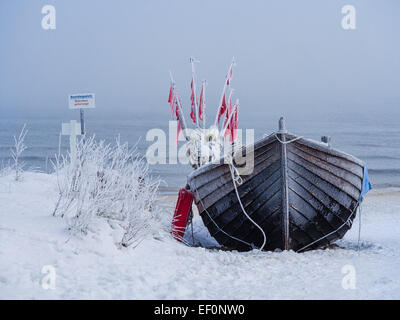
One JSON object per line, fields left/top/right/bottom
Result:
{"left": 0, "top": 0, "right": 399, "bottom": 121}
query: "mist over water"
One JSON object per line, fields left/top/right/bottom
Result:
{"left": 1, "top": 107, "right": 399, "bottom": 191}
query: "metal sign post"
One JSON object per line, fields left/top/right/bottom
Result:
{"left": 68, "top": 93, "right": 95, "bottom": 136}
{"left": 80, "top": 109, "right": 85, "bottom": 135}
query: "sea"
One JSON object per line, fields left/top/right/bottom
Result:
{"left": 1, "top": 109, "right": 399, "bottom": 193}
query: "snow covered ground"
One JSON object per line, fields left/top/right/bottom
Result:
{"left": 0, "top": 171, "right": 399, "bottom": 299}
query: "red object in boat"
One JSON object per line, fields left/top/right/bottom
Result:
{"left": 171, "top": 188, "right": 194, "bottom": 241}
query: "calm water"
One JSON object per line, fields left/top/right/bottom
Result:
{"left": 1, "top": 110, "right": 399, "bottom": 192}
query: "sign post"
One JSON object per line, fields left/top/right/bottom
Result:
{"left": 80, "top": 109, "right": 85, "bottom": 135}
{"left": 68, "top": 93, "right": 95, "bottom": 135}
{"left": 62, "top": 120, "right": 81, "bottom": 163}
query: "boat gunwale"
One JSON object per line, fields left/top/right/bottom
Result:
{"left": 187, "top": 131, "right": 364, "bottom": 186}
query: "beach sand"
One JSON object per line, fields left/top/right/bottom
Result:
{"left": 1, "top": 172, "right": 399, "bottom": 299}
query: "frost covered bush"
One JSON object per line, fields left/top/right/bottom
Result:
{"left": 11, "top": 124, "right": 28, "bottom": 181}
{"left": 52, "top": 136, "right": 162, "bottom": 247}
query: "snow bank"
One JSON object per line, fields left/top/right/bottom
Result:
{"left": 0, "top": 172, "right": 399, "bottom": 299}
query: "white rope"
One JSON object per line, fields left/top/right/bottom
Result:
{"left": 274, "top": 133, "right": 303, "bottom": 145}
{"left": 224, "top": 152, "right": 243, "bottom": 184}
{"left": 296, "top": 201, "right": 360, "bottom": 253}
{"left": 194, "top": 188, "right": 255, "bottom": 248}
{"left": 193, "top": 148, "right": 267, "bottom": 250}
{"left": 225, "top": 149, "right": 267, "bottom": 251}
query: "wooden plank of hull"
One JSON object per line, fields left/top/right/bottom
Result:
{"left": 286, "top": 134, "right": 364, "bottom": 167}
{"left": 288, "top": 187, "right": 350, "bottom": 251}
{"left": 288, "top": 160, "right": 360, "bottom": 210}
{"left": 190, "top": 139, "right": 279, "bottom": 195}
{"left": 223, "top": 189, "right": 283, "bottom": 250}
{"left": 207, "top": 161, "right": 281, "bottom": 224}
{"left": 189, "top": 131, "right": 363, "bottom": 252}
{"left": 193, "top": 143, "right": 281, "bottom": 212}
{"left": 202, "top": 182, "right": 283, "bottom": 251}
{"left": 288, "top": 169, "right": 353, "bottom": 225}
{"left": 192, "top": 143, "right": 278, "bottom": 202}
{"left": 188, "top": 134, "right": 278, "bottom": 187}
{"left": 287, "top": 151, "right": 361, "bottom": 201}
{"left": 199, "top": 162, "right": 281, "bottom": 225}
{"left": 291, "top": 142, "right": 364, "bottom": 179}
{"left": 288, "top": 145, "right": 363, "bottom": 189}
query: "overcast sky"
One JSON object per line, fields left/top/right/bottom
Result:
{"left": 0, "top": 0, "right": 399, "bottom": 121}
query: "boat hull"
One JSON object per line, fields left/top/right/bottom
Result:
{"left": 187, "top": 132, "right": 363, "bottom": 252}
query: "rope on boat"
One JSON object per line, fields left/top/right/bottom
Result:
{"left": 296, "top": 200, "right": 360, "bottom": 253}
{"left": 217, "top": 131, "right": 302, "bottom": 251}
{"left": 192, "top": 141, "right": 267, "bottom": 251}
{"left": 194, "top": 187, "right": 255, "bottom": 248}
{"left": 227, "top": 159, "right": 267, "bottom": 251}
{"left": 274, "top": 134, "right": 303, "bottom": 145}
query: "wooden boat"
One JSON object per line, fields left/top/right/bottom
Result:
{"left": 187, "top": 118, "right": 365, "bottom": 252}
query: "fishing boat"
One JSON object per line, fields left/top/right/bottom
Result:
{"left": 187, "top": 117, "right": 370, "bottom": 252}
{"left": 168, "top": 59, "right": 371, "bottom": 252}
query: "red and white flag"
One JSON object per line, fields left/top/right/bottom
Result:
{"left": 224, "top": 96, "right": 232, "bottom": 138}
{"left": 217, "top": 94, "right": 227, "bottom": 124}
{"left": 168, "top": 84, "right": 173, "bottom": 103}
{"left": 198, "top": 82, "right": 205, "bottom": 121}
{"left": 226, "top": 65, "right": 233, "bottom": 86}
{"left": 168, "top": 84, "right": 175, "bottom": 115}
{"left": 190, "top": 79, "right": 196, "bottom": 124}
{"left": 168, "top": 84, "right": 182, "bottom": 144}
{"left": 230, "top": 101, "right": 239, "bottom": 142}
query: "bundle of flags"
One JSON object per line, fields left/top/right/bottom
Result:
{"left": 216, "top": 62, "right": 238, "bottom": 142}
{"left": 168, "top": 83, "right": 182, "bottom": 144}
{"left": 190, "top": 79, "right": 205, "bottom": 124}
{"left": 168, "top": 59, "right": 239, "bottom": 144}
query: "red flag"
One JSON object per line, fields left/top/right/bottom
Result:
{"left": 230, "top": 103, "right": 239, "bottom": 142}
{"left": 226, "top": 65, "right": 233, "bottom": 86}
{"left": 169, "top": 90, "right": 175, "bottom": 115}
{"left": 217, "top": 94, "right": 227, "bottom": 124}
{"left": 175, "top": 100, "right": 182, "bottom": 145}
{"left": 224, "top": 97, "right": 232, "bottom": 138}
{"left": 198, "top": 83, "right": 204, "bottom": 121}
{"left": 190, "top": 79, "right": 196, "bottom": 124}
{"left": 168, "top": 85, "right": 173, "bottom": 103}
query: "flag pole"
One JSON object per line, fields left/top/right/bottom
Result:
{"left": 190, "top": 57, "right": 200, "bottom": 129}
{"left": 214, "top": 57, "right": 235, "bottom": 129}
{"left": 190, "top": 57, "right": 203, "bottom": 167}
